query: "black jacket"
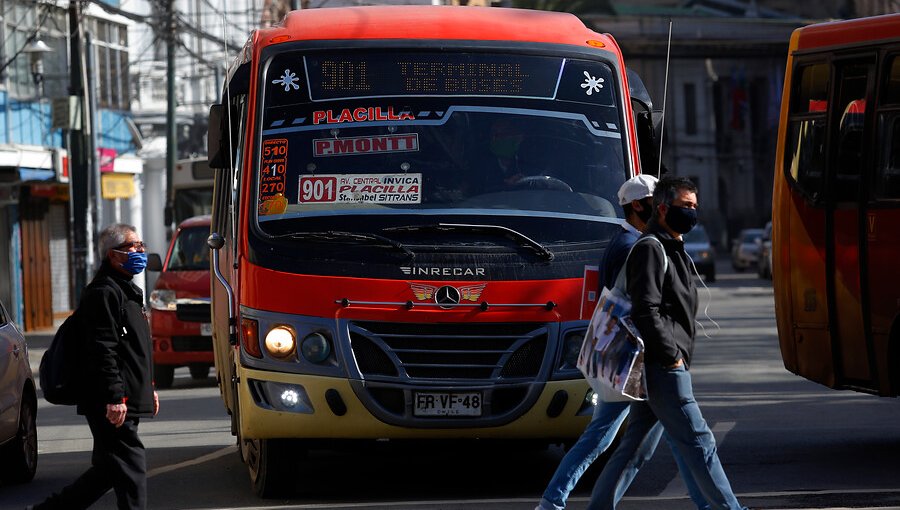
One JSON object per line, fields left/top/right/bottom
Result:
{"left": 76, "top": 261, "right": 155, "bottom": 417}
{"left": 625, "top": 221, "right": 699, "bottom": 368}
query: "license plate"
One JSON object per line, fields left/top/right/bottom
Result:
{"left": 413, "top": 392, "right": 482, "bottom": 417}
{"left": 200, "top": 323, "right": 212, "bottom": 336}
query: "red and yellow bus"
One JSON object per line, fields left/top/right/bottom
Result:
{"left": 773, "top": 13, "right": 900, "bottom": 398}
{"left": 206, "top": 6, "right": 658, "bottom": 495}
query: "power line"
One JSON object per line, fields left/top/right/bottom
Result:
{"left": 0, "top": 3, "right": 52, "bottom": 78}
{"left": 173, "top": 35, "right": 222, "bottom": 70}
{"left": 174, "top": 16, "right": 243, "bottom": 53}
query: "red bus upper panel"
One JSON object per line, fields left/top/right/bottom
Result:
{"left": 256, "top": 6, "right": 615, "bottom": 49}
{"left": 796, "top": 13, "right": 900, "bottom": 51}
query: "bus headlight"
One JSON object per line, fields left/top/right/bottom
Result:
{"left": 300, "top": 332, "right": 332, "bottom": 364}
{"left": 149, "top": 289, "right": 176, "bottom": 311}
{"left": 264, "top": 325, "right": 296, "bottom": 358}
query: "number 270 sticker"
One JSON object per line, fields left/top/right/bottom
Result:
{"left": 299, "top": 174, "right": 421, "bottom": 204}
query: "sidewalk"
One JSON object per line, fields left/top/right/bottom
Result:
{"left": 24, "top": 330, "right": 54, "bottom": 349}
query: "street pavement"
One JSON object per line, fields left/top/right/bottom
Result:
{"left": 9, "top": 256, "right": 900, "bottom": 510}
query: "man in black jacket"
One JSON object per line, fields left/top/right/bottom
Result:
{"left": 587, "top": 177, "right": 746, "bottom": 510}
{"left": 31, "top": 224, "right": 158, "bottom": 510}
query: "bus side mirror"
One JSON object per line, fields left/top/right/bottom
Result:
{"left": 147, "top": 253, "right": 163, "bottom": 272}
{"left": 208, "top": 104, "right": 231, "bottom": 169}
{"left": 632, "top": 105, "right": 660, "bottom": 174}
{"left": 208, "top": 232, "right": 225, "bottom": 250}
{"left": 626, "top": 69, "right": 663, "bottom": 175}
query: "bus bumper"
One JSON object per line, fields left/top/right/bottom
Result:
{"left": 237, "top": 367, "right": 592, "bottom": 440}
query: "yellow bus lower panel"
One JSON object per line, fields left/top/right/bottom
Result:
{"left": 237, "top": 367, "right": 591, "bottom": 440}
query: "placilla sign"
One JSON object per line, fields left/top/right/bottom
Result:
{"left": 299, "top": 173, "right": 422, "bottom": 204}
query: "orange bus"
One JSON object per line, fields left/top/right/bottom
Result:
{"left": 206, "top": 6, "right": 658, "bottom": 495}
{"left": 773, "top": 13, "right": 900, "bottom": 398}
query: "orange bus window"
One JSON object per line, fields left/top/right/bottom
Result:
{"left": 793, "top": 63, "right": 829, "bottom": 114}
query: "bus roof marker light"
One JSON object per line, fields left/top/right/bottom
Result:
{"left": 586, "top": 40, "right": 606, "bottom": 48}
{"left": 269, "top": 35, "right": 291, "bottom": 44}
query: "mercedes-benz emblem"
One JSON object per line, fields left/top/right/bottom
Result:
{"left": 435, "top": 285, "right": 461, "bottom": 309}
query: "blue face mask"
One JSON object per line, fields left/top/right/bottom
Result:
{"left": 120, "top": 251, "right": 148, "bottom": 275}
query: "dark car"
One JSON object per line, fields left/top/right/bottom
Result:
{"left": 0, "top": 298, "right": 37, "bottom": 484}
{"left": 683, "top": 224, "right": 716, "bottom": 283}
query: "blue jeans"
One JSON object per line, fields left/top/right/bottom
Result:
{"left": 586, "top": 364, "right": 744, "bottom": 510}
{"left": 538, "top": 400, "right": 709, "bottom": 510}
{"left": 538, "top": 401, "right": 629, "bottom": 510}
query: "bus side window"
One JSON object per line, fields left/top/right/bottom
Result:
{"left": 832, "top": 62, "right": 872, "bottom": 203}
{"left": 211, "top": 94, "right": 246, "bottom": 238}
{"left": 212, "top": 167, "right": 233, "bottom": 237}
{"left": 875, "top": 56, "right": 900, "bottom": 200}
{"left": 876, "top": 115, "right": 900, "bottom": 200}
{"left": 786, "top": 63, "right": 829, "bottom": 202}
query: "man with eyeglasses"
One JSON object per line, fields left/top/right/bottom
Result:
{"left": 30, "top": 224, "right": 159, "bottom": 510}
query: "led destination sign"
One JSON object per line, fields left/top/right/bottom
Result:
{"left": 304, "top": 52, "right": 563, "bottom": 100}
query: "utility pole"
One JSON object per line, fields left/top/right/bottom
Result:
{"left": 68, "top": 0, "right": 90, "bottom": 301}
{"left": 164, "top": 0, "right": 177, "bottom": 232}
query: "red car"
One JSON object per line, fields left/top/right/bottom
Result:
{"left": 147, "top": 215, "right": 212, "bottom": 388}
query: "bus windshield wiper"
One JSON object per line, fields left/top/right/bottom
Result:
{"left": 383, "top": 223, "right": 554, "bottom": 262}
{"left": 274, "top": 231, "right": 415, "bottom": 260}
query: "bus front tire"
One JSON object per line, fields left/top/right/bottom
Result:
{"left": 246, "top": 438, "right": 306, "bottom": 498}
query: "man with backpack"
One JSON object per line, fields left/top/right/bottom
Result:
{"left": 30, "top": 224, "right": 158, "bottom": 510}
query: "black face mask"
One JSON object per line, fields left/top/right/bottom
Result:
{"left": 665, "top": 205, "right": 698, "bottom": 234}
{"left": 635, "top": 198, "right": 653, "bottom": 224}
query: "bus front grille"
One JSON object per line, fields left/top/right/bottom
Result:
{"left": 349, "top": 321, "right": 547, "bottom": 381}
{"left": 347, "top": 321, "right": 550, "bottom": 427}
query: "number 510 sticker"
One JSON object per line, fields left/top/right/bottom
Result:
{"left": 300, "top": 173, "right": 421, "bottom": 204}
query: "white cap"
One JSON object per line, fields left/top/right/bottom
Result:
{"left": 617, "top": 174, "right": 658, "bottom": 206}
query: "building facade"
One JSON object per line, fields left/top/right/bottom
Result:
{"left": 0, "top": 0, "right": 141, "bottom": 330}
{"left": 587, "top": 0, "right": 898, "bottom": 246}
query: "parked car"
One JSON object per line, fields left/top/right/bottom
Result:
{"left": 757, "top": 221, "right": 773, "bottom": 279}
{"left": 683, "top": 224, "right": 716, "bottom": 283}
{"left": 0, "top": 298, "right": 37, "bottom": 484}
{"left": 147, "top": 215, "right": 213, "bottom": 388}
{"left": 731, "top": 228, "right": 764, "bottom": 271}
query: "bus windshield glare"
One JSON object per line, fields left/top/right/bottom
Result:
{"left": 255, "top": 50, "right": 627, "bottom": 234}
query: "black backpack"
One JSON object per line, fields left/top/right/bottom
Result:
{"left": 39, "top": 281, "right": 126, "bottom": 405}
{"left": 39, "top": 312, "right": 83, "bottom": 405}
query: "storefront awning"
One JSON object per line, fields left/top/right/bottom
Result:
{"left": 0, "top": 144, "right": 56, "bottom": 181}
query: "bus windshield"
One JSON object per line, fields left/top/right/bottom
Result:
{"left": 255, "top": 50, "right": 628, "bottom": 237}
